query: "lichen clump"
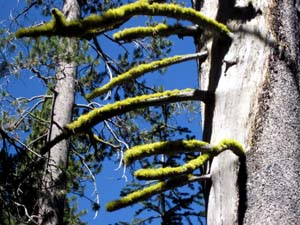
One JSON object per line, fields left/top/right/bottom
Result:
{"left": 106, "top": 174, "right": 193, "bottom": 212}
{"left": 86, "top": 53, "right": 205, "bottom": 100}
{"left": 16, "top": 1, "right": 232, "bottom": 39}
{"left": 66, "top": 89, "right": 194, "bottom": 133}
{"left": 123, "top": 139, "right": 210, "bottom": 165}
{"left": 86, "top": 55, "right": 182, "bottom": 100}
{"left": 106, "top": 139, "right": 245, "bottom": 211}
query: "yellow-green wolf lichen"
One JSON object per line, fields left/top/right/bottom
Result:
{"left": 124, "top": 139, "right": 211, "bottom": 165}
{"left": 113, "top": 23, "right": 197, "bottom": 41}
{"left": 127, "top": 139, "right": 245, "bottom": 180}
{"left": 106, "top": 139, "right": 244, "bottom": 211}
{"left": 16, "top": 1, "right": 232, "bottom": 39}
{"left": 66, "top": 88, "right": 203, "bottom": 134}
{"left": 213, "top": 139, "right": 245, "bottom": 157}
{"left": 134, "top": 152, "right": 211, "bottom": 180}
{"left": 106, "top": 174, "right": 196, "bottom": 212}
{"left": 86, "top": 52, "right": 206, "bottom": 100}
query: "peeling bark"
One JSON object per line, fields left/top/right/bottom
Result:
{"left": 38, "top": 1, "right": 80, "bottom": 224}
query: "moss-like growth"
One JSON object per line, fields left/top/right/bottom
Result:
{"left": 113, "top": 23, "right": 197, "bottom": 41}
{"left": 128, "top": 139, "right": 245, "bottom": 180}
{"left": 86, "top": 53, "right": 206, "bottom": 100}
{"left": 135, "top": 152, "right": 211, "bottom": 180}
{"left": 16, "top": 11, "right": 57, "bottom": 38}
{"left": 16, "top": 1, "right": 232, "bottom": 39}
{"left": 213, "top": 139, "right": 245, "bottom": 157}
{"left": 114, "top": 23, "right": 169, "bottom": 40}
{"left": 106, "top": 174, "right": 195, "bottom": 212}
{"left": 124, "top": 139, "right": 211, "bottom": 165}
{"left": 66, "top": 88, "right": 204, "bottom": 134}
{"left": 16, "top": 7, "right": 125, "bottom": 38}
{"left": 106, "top": 138, "right": 244, "bottom": 211}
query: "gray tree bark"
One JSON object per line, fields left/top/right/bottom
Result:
{"left": 197, "top": 0, "right": 300, "bottom": 224}
{"left": 39, "top": 1, "right": 80, "bottom": 224}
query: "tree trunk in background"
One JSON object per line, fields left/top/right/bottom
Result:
{"left": 39, "top": 1, "right": 80, "bottom": 224}
{"left": 197, "top": 0, "right": 300, "bottom": 224}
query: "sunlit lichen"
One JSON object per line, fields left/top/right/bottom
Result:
{"left": 86, "top": 53, "right": 207, "bottom": 100}
{"left": 16, "top": 1, "right": 232, "bottom": 39}
{"left": 134, "top": 152, "right": 211, "bottom": 180}
{"left": 66, "top": 88, "right": 204, "bottom": 134}
{"left": 127, "top": 139, "right": 245, "bottom": 180}
{"left": 106, "top": 139, "right": 245, "bottom": 211}
{"left": 213, "top": 138, "right": 245, "bottom": 157}
{"left": 124, "top": 139, "right": 211, "bottom": 165}
{"left": 106, "top": 174, "right": 195, "bottom": 212}
{"left": 114, "top": 23, "right": 169, "bottom": 40}
{"left": 113, "top": 23, "right": 197, "bottom": 41}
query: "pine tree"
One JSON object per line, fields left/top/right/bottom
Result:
{"left": 4, "top": 0, "right": 298, "bottom": 225}
{"left": 2, "top": 0, "right": 219, "bottom": 224}
{"left": 13, "top": 1, "right": 245, "bottom": 225}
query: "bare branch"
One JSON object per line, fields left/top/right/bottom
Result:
{"left": 16, "top": 95, "right": 52, "bottom": 103}
{"left": 0, "top": 126, "right": 42, "bottom": 158}
{"left": 31, "top": 68, "right": 56, "bottom": 93}
{"left": 13, "top": 201, "right": 39, "bottom": 224}
{"left": 13, "top": 99, "right": 44, "bottom": 129}
{"left": 71, "top": 149, "right": 100, "bottom": 219}
{"left": 10, "top": 1, "right": 38, "bottom": 26}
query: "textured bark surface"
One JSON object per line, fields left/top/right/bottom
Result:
{"left": 198, "top": 0, "right": 300, "bottom": 224}
{"left": 244, "top": 1, "right": 300, "bottom": 224}
{"left": 39, "top": 1, "right": 80, "bottom": 224}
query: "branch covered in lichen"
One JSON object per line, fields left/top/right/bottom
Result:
{"left": 106, "top": 174, "right": 203, "bottom": 212}
{"left": 212, "top": 139, "right": 245, "bottom": 158}
{"left": 106, "top": 139, "right": 245, "bottom": 211}
{"left": 86, "top": 52, "right": 208, "bottom": 100}
{"left": 15, "top": 7, "right": 128, "bottom": 38}
{"left": 124, "top": 139, "right": 211, "bottom": 165}
{"left": 41, "top": 89, "right": 212, "bottom": 154}
{"left": 133, "top": 139, "right": 245, "bottom": 180}
{"left": 113, "top": 23, "right": 199, "bottom": 41}
{"left": 135, "top": 153, "right": 211, "bottom": 180}
{"left": 67, "top": 89, "right": 209, "bottom": 133}
{"left": 16, "top": 1, "right": 232, "bottom": 39}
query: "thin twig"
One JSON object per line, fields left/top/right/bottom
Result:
{"left": 13, "top": 99, "right": 44, "bottom": 129}
{"left": 103, "top": 61, "right": 113, "bottom": 100}
{"left": 13, "top": 136, "right": 43, "bottom": 158}
{"left": 13, "top": 201, "right": 39, "bottom": 224}
{"left": 31, "top": 68, "right": 57, "bottom": 93}
{"left": 10, "top": 1, "right": 38, "bottom": 26}
{"left": 27, "top": 132, "right": 48, "bottom": 147}
{"left": 103, "top": 33, "right": 129, "bottom": 53}
{"left": 91, "top": 37, "right": 123, "bottom": 74}
{"left": 0, "top": 126, "right": 42, "bottom": 158}
{"left": 104, "top": 120, "right": 128, "bottom": 181}
{"left": 71, "top": 148, "right": 100, "bottom": 219}
{"left": 16, "top": 95, "right": 52, "bottom": 103}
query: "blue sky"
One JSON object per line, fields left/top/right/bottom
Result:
{"left": 1, "top": 1, "right": 204, "bottom": 224}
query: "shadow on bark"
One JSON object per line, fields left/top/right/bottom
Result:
{"left": 237, "top": 155, "right": 247, "bottom": 225}
{"left": 201, "top": 0, "right": 261, "bottom": 219}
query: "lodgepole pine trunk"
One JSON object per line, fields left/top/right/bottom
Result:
{"left": 196, "top": 0, "right": 300, "bottom": 224}
{"left": 39, "top": 1, "right": 80, "bottom": 224}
